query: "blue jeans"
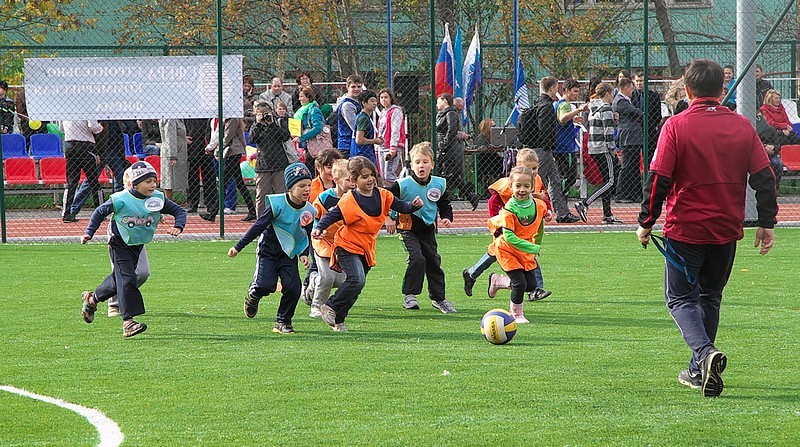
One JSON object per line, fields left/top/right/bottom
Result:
{"left": 325, "top": 249, "right": 370, "bottom": 324}
{"left": 466, "top": 252, "right": 496, "bottom": 279}
{"left": 143, "top": 144, "right": 160, "bottom": 156}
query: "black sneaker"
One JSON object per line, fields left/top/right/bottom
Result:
{"left": 700, "top": 349, "right": 727, "bottom": 397}
{"left": 62, "top": 214, "right": 79, "bottom": 223}
{"left": 556, "top": 213, "right": 580, "bottom": 224}
{"left": 462, "top": 269, "right": 476, "bottom": 297}
{"left": 574, "top": 202, "right": 588, "bottom": 223}
{"left": 469, "top": 194, "right": 481, "bottom": 211}
{"left": 272, "top": 322, "right": 296, "bottom": 334}
{"left": 602, "top": 215, "right": 624, "bottom": 225}
{"left": 200, "top": 213, "right": 216, "bottom": 222}
{"left": 678, "top": 369, "right": 702, "bottom": 389}
{"left": 244, "top": 293, "right": 260, "bottom": 318}
{"left": 528, "top": 288, "right": 552, "bottom": 301}
{"left": 431, "top": 299, "right": 457, "bottom": 314}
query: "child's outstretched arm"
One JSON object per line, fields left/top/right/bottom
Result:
{"left": 161, "top": 198, "right": 187, "bottom": 237}
{"left": 389, "top": 196, "right": 422, "bottom": 215}
{"left": 313, "top": 205, "right": 343, "bottom": 239}
{"left": 230, "top": 205, "right": 274, "bottom": 255}
{"left": 81, "top": 199, "right": 114, "bottom": 244}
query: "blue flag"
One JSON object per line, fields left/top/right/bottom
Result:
{"left": 463, "top": 25, "right": 482, "bottom": 110}
{"left": 506, "top": 57, "right": 529, "bottom": 126}
{"left": 453, "top": 26, "right": 464, "bottom": 100}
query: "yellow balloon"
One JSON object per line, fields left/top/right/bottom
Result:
{"left": 28, "top": 119, "right": 42, "bottom": 130}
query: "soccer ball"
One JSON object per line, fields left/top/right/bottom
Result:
{"left": 481, "top": 308, "right": 517, "bottom": 345}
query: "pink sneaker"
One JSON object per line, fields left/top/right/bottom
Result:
{"left": 487, "top": 273, "right": 510, "bottom": 298}
{"left": 510, "top": 301, "right": 530, "bottom": 324}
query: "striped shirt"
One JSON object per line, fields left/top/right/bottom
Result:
{"left": 587, "top": 98, "right": 615, "bottom": 155}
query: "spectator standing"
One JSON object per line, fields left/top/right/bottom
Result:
{"left": 242, "top": 75, "right": 257, "bottom": 131}
{"left": 633, "top": 71, "right": 664, "bottom": 167}
{"left": 259, "top": 77, "right": 294, "bottom": 116}
{"left": 336, "top": 74, "right": 364, "bottom": 157}
{"left": 62, "top": 120, "right": 104, "bottom": 223}
{"left": 0, "top": 80, "right": 15, "bottom": 134}
{"left": 755, "top": 65, "right": 774, "bottom": 107}
{"left": 531, "top": 77, "right": 580, "bottom": 223}
{"left": 351, "top": 90, "right": 382, "bottom": 166}
{"left": 294, "top": 87, "right": 326, "bottom": 174}
{"left": 722, "top": 65, "right": 737, "bottom": 110}
{"left": 435, "top": 92, "right": 480, "bottom": 210}
{"left": 159, "top": 119, "right": 189, "bottom": 201}
{"left": 377, "top": 88, "right": 406, "bottom": 185}
{"left": 184, "top": 118, "right": 217, "bottom": 214}
{"left": 251, "top": 103, "right": 292, "bottom": 217}
{"left": 70, "top": 120, "right": 130, "bottom": 218}
{"left": 291, "top": 71, "right": 325, "bottom": 111}
{"left": 554, "top": 79, "right": 588, "bottom": 196}
{"left": 637, "top": 59, "right": 777, "bottom": 398}
{"left": 201, "top": 118, "right": 257, "bottom": 222}
{"left": 612, "top": 77, "right": 644, "bottom": 203}
{"left": 755, "top": 112, "right": 786, "bottom": 190}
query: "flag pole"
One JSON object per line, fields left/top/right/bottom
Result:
{"left": 513, "top": 0, "right": 519, "bottom": 90}
{"left": 387, "top": 0, "right": 393, "bottom": 89}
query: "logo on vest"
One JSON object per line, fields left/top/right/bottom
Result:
{"left": 300, "top": 210, "right": 314, "bottom": 226}
{"left": 427, "top": 187, "right": 442, "bottom": 202}
{"left": 144, "top": 196, "right": 164, "bottom": 212}
{"left": 122, "top": 214, "right": 156, "bottom": 228}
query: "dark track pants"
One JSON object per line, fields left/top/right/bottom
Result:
{"left": 94, "top": 241, "right": 145, "bottom": 321}
{"left": 250, "top": 246, "right": 302, "bottom": 325}
{"left": 400, "top": 230, "right": 445, "bottom": 301}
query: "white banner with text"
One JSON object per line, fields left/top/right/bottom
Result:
{"left": 24, "top": 55, "right": 243, "bottom": 121}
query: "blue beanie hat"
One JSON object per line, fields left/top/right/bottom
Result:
{"left": 284, "top": 162, "right": 312, "bottom": 189}
{"left": 130, "top": 161, "right": 158, "bottom": 186}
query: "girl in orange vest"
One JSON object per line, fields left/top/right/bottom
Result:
{"left": 486, "top": 166, "right": 548, "bottom": 324}
{"left": 311, "top": 156, "right": 422, "bottom": 331}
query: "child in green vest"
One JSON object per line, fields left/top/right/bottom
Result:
{"left": 80, "top": 161, "right": 187, "bottom": 338}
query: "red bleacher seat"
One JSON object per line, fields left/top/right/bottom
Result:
{"left": 781, "top": 144, "right": 800, "bottom": 171}
{"left": 4, "top": 157, "right": 39, "bottom": 184}
{"left": 98, "top": 168, "right": 111, "bottom": 184}
{"left": 39, "top": 157, "right": 67, "bottom": 184}
{"left": 126, "top": 155, "right": 139, "bottom": 166}
{"left": 144, "top": 155, "right": 161, "bottom": 180}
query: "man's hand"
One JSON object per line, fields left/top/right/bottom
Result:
{"left": 754, "top": 227, "right": 775, "bottom": 255}
{"left": 299, "top": 255, "right": 310, "bottom": 269}
{"left": 384, "top": 217, "right": 396, "bottom": 234}
{"left": 227, "top": 247, "right": 239, "bottom": 258}
{"left": 81, "top": 234, "right": 92, "bottom": 244}
{"left": 636, "top": 226, "right": 652, "bottom": 246}
{"left": 440, "top": 218, "right": 452, "bottom": 228}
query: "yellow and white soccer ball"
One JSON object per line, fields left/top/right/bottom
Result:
{"left": 480, "top": 308, "right": 517, "bottom": 345}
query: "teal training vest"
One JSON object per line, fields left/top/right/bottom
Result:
{"left": 267, "top": 194, "right": 316, "bottom": 258}
{"left": 396, "top": 176, "right": 446, "bottom": 226}
{"left": 111, "top": 190, "right": 164, "bottom": 245}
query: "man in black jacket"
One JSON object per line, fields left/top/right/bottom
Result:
{"left": 633, "top": 71, "right": 663, "bottom": 168}
{"left": 435, "top": 93, "right": 480, "bottom": 210}
{"left": 532, "top": 77, "right": 580, "bottom": 223}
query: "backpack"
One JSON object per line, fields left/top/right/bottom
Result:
{"left": 517, "top": 107, "right": 538, "bottom": 147}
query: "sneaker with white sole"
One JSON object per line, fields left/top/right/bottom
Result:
{"left": 122, "top": 320, "right": 147, "bottom": 338}
{"left": 574, "top": 202, "right": 588, "bottom": 223}
{"left": 309, "top": 306, "right": 322, "bottom": 318}
{"left": 320, "top": 304, "right": 337, "bottom": 327}
{"left": 403, "top": 294, "right": 420, "bottom": 309}
{"left": 528, "top": 288, "right": 552, "bottom": 301}
{"left": 678, "top": 369, "right": 702, "bottom": 389}
{"left": 272, "top": 322, "right": 296, "bottom": 334}
{"left": 332, "top": 323, "right": 348, "bottom": 332}
{"left": 81, "top": 291, "right": 97, "bottom": 323}
{"left": 431, "top": 299, "right": 457, "bottom": 314}
{"left": 462, "top": 269, "right": 476, "bottom": 297}
{"left": 223, "top": 207, "right": 235, "bottom": 214}
{"left": 700, "top": 348, "right": 727, "bottom": 397}
{"left": 107, "top": 305, "right": 120, "bottom": 317}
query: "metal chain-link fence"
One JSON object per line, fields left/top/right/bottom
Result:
{"left": 2, "top": 2, "right": 799, "bottom": 242}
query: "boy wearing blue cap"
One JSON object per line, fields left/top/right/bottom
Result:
{"left": 227, "top": 162, "right": 317, "bottom": 334}
{"left": 80, "top": 161, "right": 187, "bottom": 338}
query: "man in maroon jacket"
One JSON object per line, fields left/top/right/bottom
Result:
{"left": 636, "top": 59, "right": 777, "bottom": 398}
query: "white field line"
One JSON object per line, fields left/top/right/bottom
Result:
{"left": 0, "top": 385, "right": 124, "bottom": 447}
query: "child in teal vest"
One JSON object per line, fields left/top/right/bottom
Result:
{"left": 227, "top": 162, "right": 316, "bottom": 334}
{"left": 80, "top": 161, "right": 187, "bottom": 338}
{"left": 387, "top": 142, "right": 456, "bottom": 313}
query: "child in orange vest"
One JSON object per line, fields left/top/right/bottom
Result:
{"left": 463, "top": 149, "right": 553, "bottom": 300}
{"left": 308, "top": 159, "right": 351, "bottom": 317}
{"left": 311, "top": 156, "right": 422, "bottom": 331}
{"left": 486, "top": 166, "right": 548, "bottom": 323}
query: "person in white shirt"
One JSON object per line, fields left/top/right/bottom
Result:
{"left": 62, "top": 120, "right": 103, "bottom": 223}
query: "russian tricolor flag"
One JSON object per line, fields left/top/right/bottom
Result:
{"left": 435, "top": 24, "right": 455, "bottom": 97}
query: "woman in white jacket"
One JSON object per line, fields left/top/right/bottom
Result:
{"left": 377, "top": 88, "right": 406, "bottom": 185}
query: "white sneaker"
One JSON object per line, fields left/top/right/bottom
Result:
{"left": 309, "top": 306, "right": 322, "bottom": 318}
{"left": 107, "top": 305, "right": 120, "bottom": 317}
{"left": 223, "top": 207, "right": 235, "bottom": 214}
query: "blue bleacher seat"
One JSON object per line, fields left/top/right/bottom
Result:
{"left": 244, "top": 131, "right": 250, "bottom": 146}
{"left": 29, "top": 134, "right": 64, "bottom": 160}
{"left": 124, "top": 133, "right": 132, "bottom": 156}
{"left": 132, "top": 132, "right": 145, "bottom": 158}
{"left": 792, "top": 122, "right": 800, "bottom": 135}
{"left": 1, "top": 134, "right": 28, "bottom": 159}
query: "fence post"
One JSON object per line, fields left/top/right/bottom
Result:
{"left": 791, "top": 41, "right": 797, "bottom": 100}
{"left": 625, "top": 44, "right": 631, "bottom": 73}
{"left": 0, "top": 136, "right": 6, "bottom": 243}
{"left": 326, "top": 45, "right": 333, "bottom": 102}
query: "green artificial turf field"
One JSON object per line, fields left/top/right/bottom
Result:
{"left": 1, "top": 230, "right": 798, "bottom": 446}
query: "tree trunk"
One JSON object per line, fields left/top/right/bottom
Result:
{"left": 652, "top": 0, "right": 682, "bottom": 76}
